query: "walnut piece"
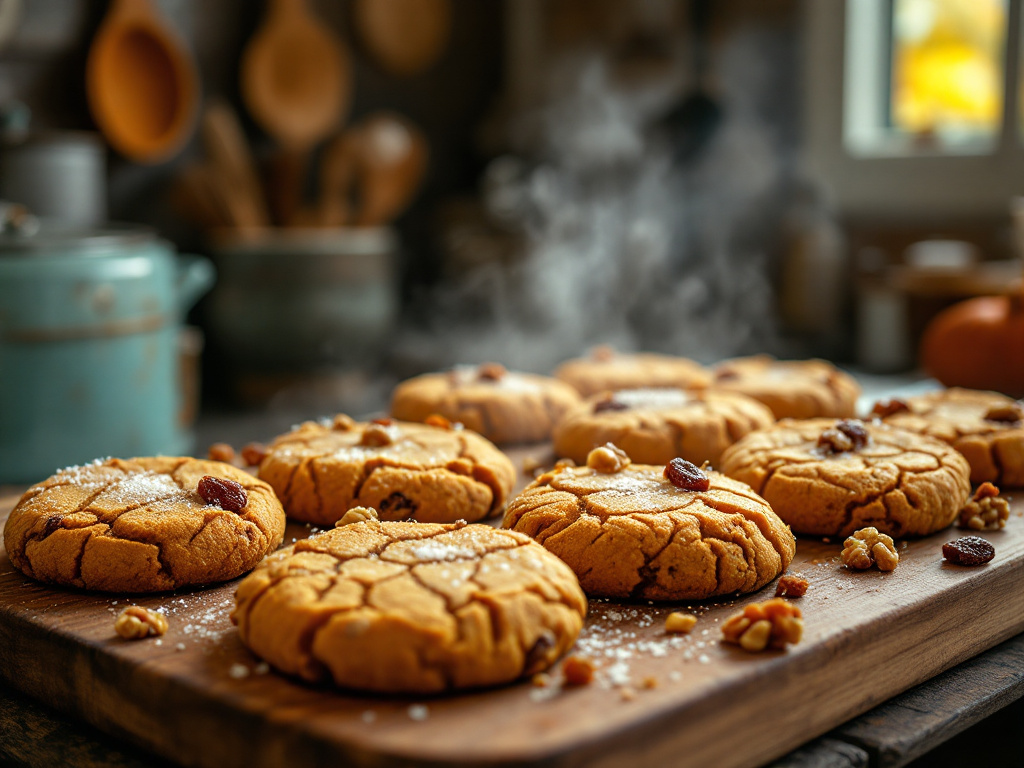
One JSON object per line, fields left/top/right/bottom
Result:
{"left": 332, "top": 414, "right": 356, "bottom": 431}
{"left": 336, "top": 506, "right": 380, "bottom": 527}
{"left": 587, "top": 443, "right": 631, "bottom": 473}
{"left": 207, "top": 442, "right": 236, "bottom": 463}
{"left": 115, "top": 606, "right": 168, "bottom": 640}
{"left": 959, "top": 482, "right": 1010, "bottom": 531}
{"left": 361, "top": 422, "right": 397, "bottom": 447}
{"left": 240, "top": 442, "right": 268, "bottom": 466}
{"left": 775, "top": 574, "right": 809, "bottom": 598}
{"left": 562, "top": 655, "right": 595, "bottom": 686}
{"left": 818, "top": 419, "right": 869, "bottom": 454}
{"left": 871, "top": 398, "right": 910, "bottom": 418}
{"left": 477, "top": 362, "right": 507, "bottom": 381}
{"left": 665, "top": 612, "right": 697, "bottom": 634}
{"left": 984, "top": 403, "right": 1024, "bottom": 424}
{"left": 721, "top": 598, "right": 802, "bottom": 652}
{"left": 842, "top": 527, "right": 899, "bottom": 571}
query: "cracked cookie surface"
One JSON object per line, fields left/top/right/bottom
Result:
{"left": 553, "top": 388, "right": 775, "bottom": 466}
{"left": 876, "top": 388, "right": 1024, "bottom": 487}
{"left": 3, "top": 457, "right": 285, "bottom": 593}
{"left": 258, "top": 418, "right": 516, "bottom": 525}
{"left": 712, "top": 356, "right": 860, "bottom": 419}
{"left": 390, "top": 367, "right": 581, "bottom": 444}
{"left": 502, "top": 463, "right": 795, "bottom": 600}
{"left": 720, "top": 420, "right": 972, "bottom": 537}
{"left": 555, "top": 351, "right": 712, "bottom": 397}
{"left": 231, "top": 521, "right": 587, "bottom": 693}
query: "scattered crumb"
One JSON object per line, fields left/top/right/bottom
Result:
{"left": 641, "top": 676, "right": 658, "bottom": 689}
{"left": 665, "top": 612, "right": 697, "bottom": 634}
{"left": 620, "top": 686, "right": 637, "bottom": 702}
{"left": 563, "top": 655, "right": 596, "bottom": 686}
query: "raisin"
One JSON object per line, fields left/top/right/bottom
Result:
{"left": 240, "top": 442, "right": 268, "bottom": 466}
{"left": 871, "top": 399, "right": 910, "bottom": 418}
{"left": 524, "top": 631, "right": 556, "bottom": 671}
{"left": 594, "top": 396, "right": 628, "bottom": 413}
{"left": 379, "top": 491, "right": 416, "bottom": 518}
{"left": 197, "top": 476, "right": 247, "bottom": 512}
{"left": 836, "top": 419, "right": 869, "bottom": 449}
{"left": 42, "top": 515, "right": 63, "bottom": 537}
{"left": 984, "top": 404, "right": 1023, "bottom": 424}
{"left": 207, "top": 443, "right": 236, "bottom": 463}
{"left": 942, "top": 536, "right": 995, "bottom": 566}
{"left": 664, "top": 458, "right": 710, "bottom": 491}
{"left": 477, "top": 362, "right": 507, "bottom": 381}
{"left": 371, "top": 417, "right": 394, "bottom": 426}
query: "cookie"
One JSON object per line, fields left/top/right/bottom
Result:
{"left": 389, "top": 363, "right": 581, "bottom": 444}
{"left": 719, "top": 418, "right": 972, "bottom": 537}
{"left": 502, "top": 451, "right": 795, "bottom": 600}
{"left": 258, "top": 416, "right": 516, "bottom": 526}
{"left": 872, "top": 388, "right": 1024, "bottom": 487}
{"left": 231, "top": 520, "right": 587, "bottom": 693}
{"left": 3, "top": 457, "right": 285, "bottom": 593}
{"left": 554, "top": 347, "right": 712, "bottom": 397}
{"left": 553, "top": 388, "right": 775, "bottom": 466}
{"left": 711, "top": 356, "right": 860, "bottom": 419}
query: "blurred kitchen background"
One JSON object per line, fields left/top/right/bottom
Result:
{"left": 1, "top": 0, "right": 1022, "bottom": 479}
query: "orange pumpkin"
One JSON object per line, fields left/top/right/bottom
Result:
{"left": 920, "top": 289, "right": 1024, "bottom": 398}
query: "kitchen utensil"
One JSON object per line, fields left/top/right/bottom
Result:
{"left": 241, "top": 0, "right": 351, "bottom": 150}
{"left": 353, "top": 0, "right": 451, "bottom": 76}
{"left": 0, "top": 219, "right": 213, "bottom": 482}
{"left": 85, "top": 0, "right": 200, "bottom": 163}
{"left": 169, "top": 163, "right": 230, "bottom": 230}
{"left": 0, "top": 131, "right": 107, "bottom": 225}
{"left": 200, "top": 101, "right": 269, "bottom": 229}
{"left": 655, "top": 0, "right": 723, "bottom": 165}
{"left": 351, "top": 113, "right": 428, "bottom": 226}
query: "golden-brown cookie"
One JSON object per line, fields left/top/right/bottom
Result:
{"left": 389, "top": 363, "right": 581, "bottom": 444}
{"left": 553, "top": 388, "right": 775, "bottom": 466}
{"left": 711, "top": 356, "right": 860, "bottom": 419}
{"left": 719, "top": 419, "right": 972, "bottom": 537}
{"left": 554, "top": 348, "right": 712, "bottom": 397}
{"left": 258, "top": 416, "right": 516, "bottom": 526}
{"left": 871, "top": 388, "right": 1024, "bottom": 487}
{"left": 3, "top": 457, "right": 285, "bottom": 593}
{"left": 502, "top": 453, "right": 795, "bottom": 600}
{"left": 232, "top": 520, "right": 587, "bottom": 693}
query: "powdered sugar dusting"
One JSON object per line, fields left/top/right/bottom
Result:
{"left": 612, "top": 388, "right": 691, "bottom": 410}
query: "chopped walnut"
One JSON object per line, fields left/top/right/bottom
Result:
{"left": 207, "top": 442, "right": 236, "bottom": 463}
{"left": 959, "top": 482, "right": 1010, "bottom": 531}
{"left": 665, "top": 612, "right": 697, "bottom": 634}
{"left": 336, "top": 506, "right": 379, "bottom": 527}
{"left": 477, "top": 362, "right": 507, "bottom": 381}
{"left": 361, "top": 422, "right": 397, "bottom": 447}
{"left": 554, "top": 458, "right": 577, "bottom": 470}
{"left": 818, "top": 419, "right": 869, "bottom": 454}
{"left": 842, "top": 527, "right": 899, "bottom": 571}
{"left": 332, "top": 414, "right": 357, "bottom": 431}
{"left": 586, "top": 443, "right": 631, "bottom": 473}
{"left": 562, "top": 655, "right": 595, "bottom": 686}
{"left": 984, "top": 403, "right": 1023, "bottom": 424}
{"left": 115, "top": 606, "right": 168, "bottom": 640}
{"left": 240, "top": 442, "right": 268, "bottom": 466}
{"left": 871, "top": 398, "right": 910, "bottom": 418}
{"left": 774, "top": 574, "right": 809, "bottom": 598}
{"left": 721, "top": 598, "right": 802, "bottom": 652}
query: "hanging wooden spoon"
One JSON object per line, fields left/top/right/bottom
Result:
{"left": 242, "top": 0, "right": 351, "bottom": 225}
{"left": 354, "top": 0, "right": 451, "bottom": 76}
{"left": 86, "top": 0, "right": 200, "bottom": 163}
{"left": 201, "top": 100, "right": 269, "bottom": 228}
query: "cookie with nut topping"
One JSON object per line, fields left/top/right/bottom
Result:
{"left": 502, "top": 447, "right": 796, "bottom": 600}
{"left": 711, "top": 356, "right": 860, "bottom": 420}
{"left": 871, "top": 388, "right": 1024, "bottom": 487}
{"left": 720, "top": 419, "right": 972, "bottom": 537}
{"left": 3, "top": 457, "right": 285, "bottom": 592}
{"left": 231, "top": 520, "right": 587, "bottom": 693}
{"left": 554, "top": 348, "right": 712, "bottom": 397}
{"left": 553, "top": 387, "right": 774, "bottom": 466}
{"left": 390, "top": 364, "right": 582, "bottom": 444}
{"left": 258, "top": 416, "right": 516, "bottom": 526}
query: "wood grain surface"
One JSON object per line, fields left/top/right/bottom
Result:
{"left": 0, "top": 453, "right": 1022, "bottom": 768}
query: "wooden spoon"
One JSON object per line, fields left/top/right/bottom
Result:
{"left": 241, "top": 0, "right": 351, "bottom": 150}
{"left": 201, "top": 100, "right": 269, "bottom": 228}
{"left": 352, "top": 113, "right": 428, "bottom": 227}
{"left": 86, "top": 0, "right": 199, "bottom": 163}
{"left": 354, "top": 0, "right": 451, "bottom": 76}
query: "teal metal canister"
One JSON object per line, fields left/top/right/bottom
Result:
{"left": 0, "top": 223, "right": 213, "bottom": 483}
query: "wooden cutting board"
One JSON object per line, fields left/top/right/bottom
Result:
{"left": 1, "top": 455, "right": 1022, "bottom": 768}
